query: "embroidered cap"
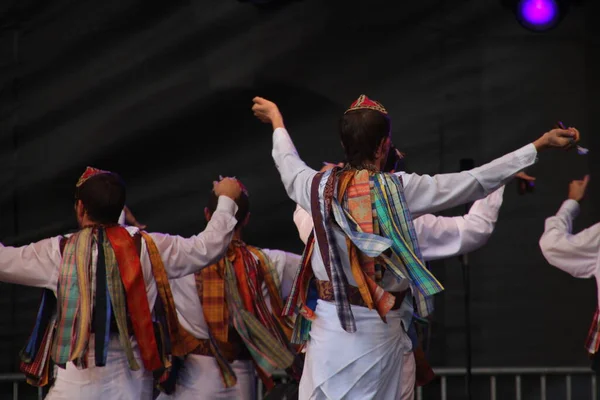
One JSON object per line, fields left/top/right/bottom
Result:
{"left": 76, "top": 166, "right": 112, "bottom": 187}
{"left": 344, "top": 94, "right": 388, "bottom": 115}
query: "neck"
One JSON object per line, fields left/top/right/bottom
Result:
{"left": 232, "top": 229, "right": 243, "bottom": 242}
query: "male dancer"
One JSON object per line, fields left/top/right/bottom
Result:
{"left": 0, "top": 167, "right": 241, "bottom": 399}
{"left": 539, "top": 175, "right": 600, "bottom": 370}
{"left": 252, "top": 94, "right": 579, "bottom": 399}
{"left": 159, "top": 177, "right": 301, "bottom": 400}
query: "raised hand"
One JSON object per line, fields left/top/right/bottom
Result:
{"left": 515, "top": 171, "right": 536, "bottom": 195}
{"left": 252, "top": 97, "right": 284, "bottom": 129}
{"left": 214, "top": 177, "right": 242, "bottom": 200}
{"left": 533, "top": 127, "right": 579, "bottom": 151}
{"left": 568, "top": 175, "right": 590, "bottom": 202}
{"left": 124, "top": 206, "right": 147, "bottom": 230}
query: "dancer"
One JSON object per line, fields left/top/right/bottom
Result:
{"left": 158, "top": 177, "right": 301, "bottom": 400}
{"left": 0, "top": 167, "right": 241, "bottom": 400}
{"left": 539, "top": 175, "right": 600, "bottom": 370}
{"left": 252, "top": 94, "right": 579, "bottom": 399}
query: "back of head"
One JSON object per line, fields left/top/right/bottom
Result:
{"left": 340, "top": 95, "right": 391, "bottom": 169}
{"left": 206, "top": 178, "right": 249, "bottom": 228}
{"left": 75, "top": 170, "right": 126, "bottom": 224}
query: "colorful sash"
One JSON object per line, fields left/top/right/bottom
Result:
{"left": 285, "top": 168, "right": 444, "bottom": 335}
{"left": 21, "top": 227, "right": 183, "bottom": 386}
{"left": 195, "top": 242, "right": 296, "bottom": 388}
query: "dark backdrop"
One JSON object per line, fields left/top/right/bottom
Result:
{"left": 0, "top": 0, "right": 598, "bottom": 397}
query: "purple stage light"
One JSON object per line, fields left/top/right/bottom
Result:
{"left": 517, "top": 0, "right": 560, "bottom": 31}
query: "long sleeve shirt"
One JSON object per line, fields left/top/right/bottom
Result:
{"left": 293, "top": 186, "right": 505, "bottom": 261}
{"left": 0, "top": 196, "right": 239, "bottom": 310}
{"left": 272, "top": 127, "right": 537, "bottom": 284}
{"left": 539, "top": 199, "right": 600, "bottom": 281}
{"left": 169, "top": 248, "right": 302, "bottom": 339}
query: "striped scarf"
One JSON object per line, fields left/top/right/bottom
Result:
{"left": 21, "top": 226, "right": 185, "bottom": 386}
{"left": 286, "top": 168, "right": 444, "bottom": 334}
{"left": 585, "top": 308, "right": 600, "bottom": 355}
{"left": 198, "top": 241, "right": 296, "bottom": 388}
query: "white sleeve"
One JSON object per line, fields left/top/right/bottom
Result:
{"left": 539, "top": 200, "right": 600, "bottom": 279}
{"left": 262, "top": 249, "right": 302, "bottom": 300}
{"left": 399, "top": 144, "right": 537, "bottom": 217}
{"left": 414, "top": 186, "right": 504, "bottom": 261}
{"left": 150, "top": 196, "right": 238, "bottom": 279}
{"left": 0, "top": 237, "right": 61, "bottom": 289}
{"left": 272, "top": 128, "right": 318, "bottom": 213}
{"left": 293, "top": 204, "right": 314, "bottom": 245}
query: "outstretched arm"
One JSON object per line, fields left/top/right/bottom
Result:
{"left": 414, "top": 186, "right": 504, "bottom": 261}
{"left": 0, "top": 237, "right": 61, "bottom": 289}
{"left": 400, "top": 128, "right": 579, "bottom": 218}
{"left": 151, "top": 178, "right": 241, "bottom": 279}
{"left": 539, "top": 176, "right": 599, "bottom": 278}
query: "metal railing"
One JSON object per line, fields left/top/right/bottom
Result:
{"left": 0, "top": 367, "right": 596, "bottom": 399}
{"left": 416, "top": 367, "right": 597, "bottom": 400}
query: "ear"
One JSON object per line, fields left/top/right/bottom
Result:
{"left": 242, "top": 212, "right": 251, "bottom": 227}
{"left": 375, "top": 136, "right": 391, "bottom": 158}
{"left": 204, "top": 207, "right": 212, "bottom": 222}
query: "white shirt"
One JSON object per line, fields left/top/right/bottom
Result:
{"left": 539, "top": 200, "right": 600, "bottom": 304}
{"left": 272, "top": 127, "right": 537, "bottom": 284}
{"left": 293, "top": 186, "right": 505, "bottom": 261}
{"left": 0, "top": 196, "right": 239, "bottom": 310}
{"left": 169, "top": 248, "right": 301, "bottom": 339}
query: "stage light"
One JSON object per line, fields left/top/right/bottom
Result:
{"left": 517, "top": 0, "right": 560, "bottom": 31}
{"left": 502, "top": 0, "right": 572, "bottom": 32}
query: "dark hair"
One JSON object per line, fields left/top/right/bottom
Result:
{"left": 75, "top": 173, "right": 126, "bottom": 224}
{"left": 206, "top": 184, "right": 249, "bottom": 228}
{"left": 339, "top": 109, "right": 391, "bottom": 168}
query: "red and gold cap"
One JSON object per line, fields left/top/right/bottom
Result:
{"left": 76, "top": 166, "right": 112, "bottom": 187}
{"left": 344, "top": 94, "right": 388, "bottom": 115}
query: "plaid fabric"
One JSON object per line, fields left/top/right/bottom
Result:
{"left": 53, "top": 228, "right": 94, "bottom": 365}
{"left": 141, "top": 231, "right": 190, "bottom": 357}
{"left": 371, "top": 174, "right": 443, "bottom": 316}
{"left": 102, "top": 235, "right": 139, "bottom": 370}
{"left": 199, "top": 260, "right": 229, "bottom": 343}
{"left": 223, "top": 257, "right": 295, "bottom": 374}
{"left": 585, "top": 308, "right": 600, "bottom": 354}
{"left": 105, "top": 226, "right": 162, "bottom": 371}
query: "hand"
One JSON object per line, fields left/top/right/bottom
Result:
{"left": 124, "top": 206, "right": 147, "bottom": 230}
{"left": 568, "top": 175, "right": 590, "bottom": 202}
{"left": 515, "top": 171, "right": 536, "bottom": 195}
{"left": 252, "top": 97, "right": 284, "bottom": 129}
{"left": 320, "top": 162, "right": 344, "bottom": 172}
{"left": 214, "top": 177, "right": 242, "bottom": 200}
{"left": 533, "top": 127, "right": 579, "bottom": 151}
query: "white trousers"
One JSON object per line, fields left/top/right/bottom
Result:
{"left": 299, "top": 300, "right": 412, "bottom": 400}
{"left": 45, "top": 336, "right": 152, "bottom": 400}
{"left": 156, "top": 354, "right": 256, "bottom": 400}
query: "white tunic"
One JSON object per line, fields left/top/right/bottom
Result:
{"left": 539, "top": 199, "right": 600, "bottom": 305}
{"left": 0, "top": 196, "right": 239, "bottom": 400}
{"left": 158, "top": 248, "right": 301, "bottom": 400}
{"left": 271, "top": 127, "right": 537, "bottom": 400}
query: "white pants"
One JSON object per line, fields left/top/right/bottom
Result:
{"left": 400, "top": 351, "right": 416, "bottom": 400}
{"left": 46, "top": 336, "right": 152, "bottom": 400}
{"left": 157, "top": 354, "right": 256, "bottom": 400}
{"left": 299, "top": 300, "right": 412, "bottom": 400}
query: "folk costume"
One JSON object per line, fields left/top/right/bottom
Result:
{"left": 539, "top": 199, "right": 600, "bottom": 370}
{"left": 271, "top": 95, "right": 538, "bottom": 399}
{"left": 158, "top": 238, "right": 301, "bottom": 400}
{"left": 0, "top": 167, "right": 238, "bottom": 400}
{"left": 294, "top": 186, "right": 505, "bottom": 399}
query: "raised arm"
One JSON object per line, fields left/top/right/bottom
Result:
{"left": 401, "top": 128, "right": 579, "bottom": 218}
{"left": 0, "top": 237, "right": 61, "bottom": 290}
{"left": 539, "top": 175, "right": 599, "bottom": 278}
{"left": 415, "top": 186, "right": 504, "bottom": 261}
{"left": 150, "top": 179, "right": 241, "bottom": 279}
{"left": 253, "top": 97, "right": 317, "bottom": 213}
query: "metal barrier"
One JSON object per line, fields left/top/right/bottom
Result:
{"left": 416, "top": 367, "right": 597, "bottom": 400}
{"left": 0, "top": 367, "right": 595, "bottom": 399}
